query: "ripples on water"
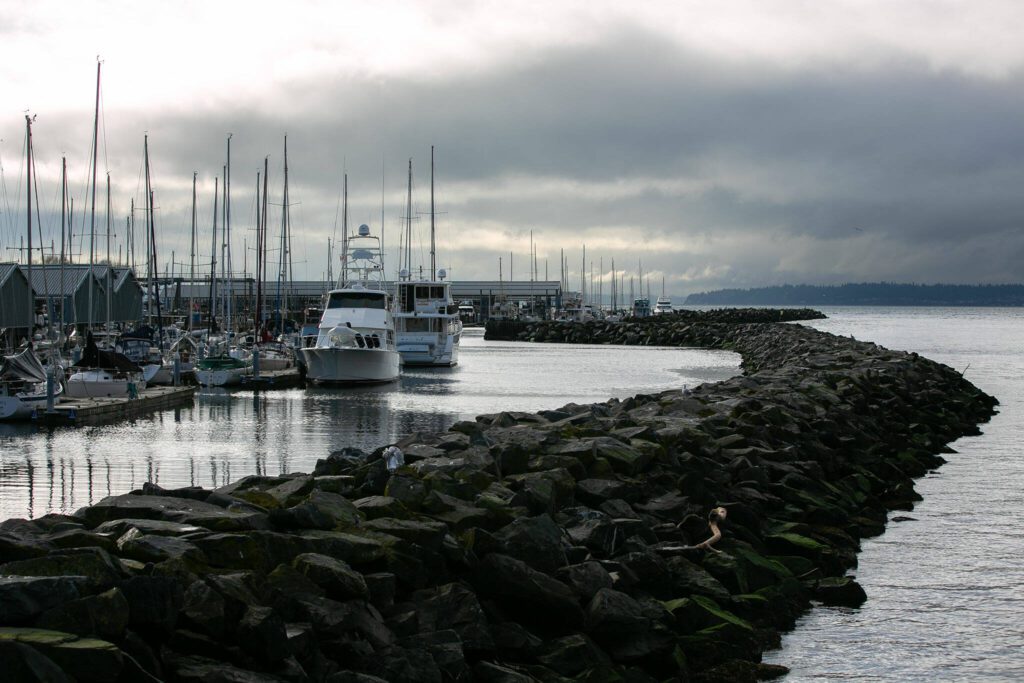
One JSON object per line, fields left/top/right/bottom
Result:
{"left": 761, "top": 307, "right": 1024, "bottom": 681}
{"left": 0, "top": 329, "right": 738, "bottom": 519}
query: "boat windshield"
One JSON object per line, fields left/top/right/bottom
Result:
{"left": 328, "top": 292, "right": 387, "bottom": 309}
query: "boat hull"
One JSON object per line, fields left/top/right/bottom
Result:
{"left": 194, "top": 367, "right": 249, "bottom": 387}
{"left": 298, "top": 347, "right": 400, "bottom": 384}
{"left": 397, "top": 335, "right": 460, "bottom": 367}
{"left": 0, "top": 393, "right": 51, "bottom": 420}
{"left": 65, "top": 370, "right": 145, "bottom": 399}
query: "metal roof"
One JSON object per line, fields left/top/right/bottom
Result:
{"left": 25, "top": 265, "right": 97, "bottom": 297}
{"left": 0, "top": 262, "right": 20, "bottom": 288}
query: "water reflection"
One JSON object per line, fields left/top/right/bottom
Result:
{"left": 1, "top": 334, "right": 738, "bottom": 519}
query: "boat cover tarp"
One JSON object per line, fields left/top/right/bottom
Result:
{"left": 0, "top": 347, "right": 47, "bottom": 383}
{"left": 119, "top": 325, "right": 155, "bottom": 342}
{"left": 74, "top": 332, "right": 141, "bottom": 371}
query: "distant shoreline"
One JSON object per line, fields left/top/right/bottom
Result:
{"left": 684, "top": 283, "right": 1024, "bottom": 307}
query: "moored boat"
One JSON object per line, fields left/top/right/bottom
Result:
{"left": 297, "top": 223, "right": 400, "bottom": 384}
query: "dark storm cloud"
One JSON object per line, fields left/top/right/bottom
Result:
{"left": 8, "top": 27, "right": 1024, "bottom": 293}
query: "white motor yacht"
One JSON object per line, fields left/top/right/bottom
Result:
{"left": 297, "top": 224, "right": 400, "bottom": 384}
{"left": 653, "top": 295, "right": 673, "bottom": 314}
{"left": 394, "top": 272, "right": 462, "bottom": 366}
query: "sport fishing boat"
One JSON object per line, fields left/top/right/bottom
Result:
{"left": 297, "top": 223, "right": 400, "bottom": 384}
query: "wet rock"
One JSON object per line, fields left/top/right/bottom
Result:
{"left": 474, "top": 554, "right": 583, "bottom": 631}
{"left": 353, "top": 495, "right": 411, "bottom": 520}
{"left": 35, "top": 587, "right": 129, "bottom": 641}
{"left": 0, "top": 638, "right": 73, "bottom": 682}
{"left": 0, "top": 547, "right": 123, "bottom": 593}
{"left": 293, "top": 553, "right": 369, "bottom": 601}
{"left": 536, "top": 633, "right": 610, "bottom": 676}
{"left": 237, "top": 605, "right": 290, "bottom": 664}
{"left": 493, "top": 514, "right": 568, "bottom": 574}
{"left": 0, "top": 576, "right": 83, "bottom": 624}
{"left": 810, "top": 575, "right": 868, "bottom": 607}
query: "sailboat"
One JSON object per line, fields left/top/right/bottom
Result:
{"left": 297, "top": 222, "right": 400, "bottom": 383}
{"left": 0, "top": 347, "right": 62, "bottom": 420}
{"left": 393, "top": 149, "right": 462, "bottom": 366}
{"left": 194, "top": 136, "right": 252, "bottom": 387}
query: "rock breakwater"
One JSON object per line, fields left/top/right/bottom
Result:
{"left": 0, "top": 315, "right": 997, "bottom": 682}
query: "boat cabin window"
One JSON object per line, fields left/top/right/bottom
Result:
{"left": 328, "top": 292, "right": 386, "bottom": 309}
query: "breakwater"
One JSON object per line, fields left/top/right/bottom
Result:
{"left": 0, "top": 314, "right": 997, "bottom": 682}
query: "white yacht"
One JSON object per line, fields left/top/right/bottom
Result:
{"left": 392, "top": 148, "right": 462, "bottom": 366}
{"left": 653, "top": 295, "right": 673, "bottom": 314}
{"left": 394, "top": 270, "right": 462, "bottom": 366}
{"left": 297, "top": 224, "right": 400, "bottom": 384}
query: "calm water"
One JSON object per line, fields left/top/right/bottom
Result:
{"left": 0, "top": 329, "right": 738, "bottom": 520}
{"left": 762, "top": 307, "right": 1024, "bottom": 681}
{"left": 2, "top": 310, "right": 1021, "bottom": 680}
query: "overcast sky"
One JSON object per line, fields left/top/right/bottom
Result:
{"left": 1, "top": 0, "right": 1022, "bottom": 297}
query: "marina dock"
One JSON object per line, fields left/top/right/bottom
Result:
{"left": 240, "top": 367, "right": 304, "bottom": 389}
{"left": 31, "top": 385, "right": 197, "bottom": 426}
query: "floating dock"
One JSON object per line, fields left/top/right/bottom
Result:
{"left": 239, "top": 368, "right": 304, "bottom": 389}
{"left": 31, "top": 385, "right": 197, "bottom": 426}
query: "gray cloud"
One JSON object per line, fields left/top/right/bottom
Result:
{"left": 4, "top": 27, "right": 1024, "bottom": 296}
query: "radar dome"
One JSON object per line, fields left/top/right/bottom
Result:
{"left": 438, "top": 269, "right": 447, "bottom": 280}
{"left": 358, "top": 224, "right": 370, "bottom": 237}
{"left": 399, "top": 268, "right": 410, "bottom": 279}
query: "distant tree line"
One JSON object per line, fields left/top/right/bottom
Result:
{"left": 684, "top": 283, "right": 1024, "bottom": 306}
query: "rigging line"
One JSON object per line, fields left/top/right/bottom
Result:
{"left": 99, "top": 60, "right": 109, "bottom": 175}
{"left": 0, "top": 139, "right": 16, "bottom": 249}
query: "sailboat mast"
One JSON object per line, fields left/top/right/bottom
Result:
{"left": 106, "top": 173, "right": 112, "bottom": 336}
{"left": 430, "top": 145, "right": 435, "bottom": 278}
{"left": 145, "top": 135, "right": 164, "bottom": 351}
{"left": 254, "top": 171, "right": 261, "bottom": 333}
{"left": 341, "top": 172, "right": 348, "bottom": 282}
{"left": 225, "top": 134, "right": 233, "bottom": 339}
{"left": 277, "top": 136, "right": 288, "bottom": 332}
{"left": 405, "top": 158, "right": 413, "bottom": 277}
{"left": 60, "top": 156, "right": 66, "bottom": 330}
{"left": 189, "top": 172, "right": 196, "bottom": 332}
{"left": 261, "top": 158, "right": 268, "bottom": 319}
{"left": 25, "top": 115, "right": 33, "bottom": 338}
{"left": 88, "top": 62, "right": 100, "bottom": 332}
{"left": 208, "top": 177, "right": 218, "bottom": 331}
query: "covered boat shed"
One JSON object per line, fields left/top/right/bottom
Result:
{"left": 0, "top": 262, "right": 34, "bottom": 347}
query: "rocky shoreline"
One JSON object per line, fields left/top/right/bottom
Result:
{"left": 0, "top": 312, "right": 998, "bottom": 682}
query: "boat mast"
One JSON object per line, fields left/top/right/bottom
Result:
{"left": 208, "top": 177, "right": 218, "bottom": 332}
{"left": 145, "top": 135, "right": 164, "bottom": 351}
{"left": 430, "top": 145, "right": 435, "bottom": 278}
{"left": 60, "top": 156, "right": 66, "bottom": 331}
{"left": 405, "top": 158, "right": 413, "bottom": 278}
{"left": 189, "top": 172, "right": 196, "bottom": 332}
{"left": 277, "top": 136, "right": 288, "bottom": 332}
{"left": 225, "top": 134, "right": 233, "bottom": 341}
{"left": 340, "top": 171, "right": 348, "bottom": 284}
{"left": 88, "top": 61, "right": 100, "bottom": 333}
{"left": 24, "top": 115, "right": 34, "bottom": 340}
{"left": 254, "top": 169, "right": 261, "bottom": 334}
{"left": 105, "top": 172, "right": 112, "bottom": 337}
{"left": 261, "top": 158, "right": 268, "bottom": 326}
